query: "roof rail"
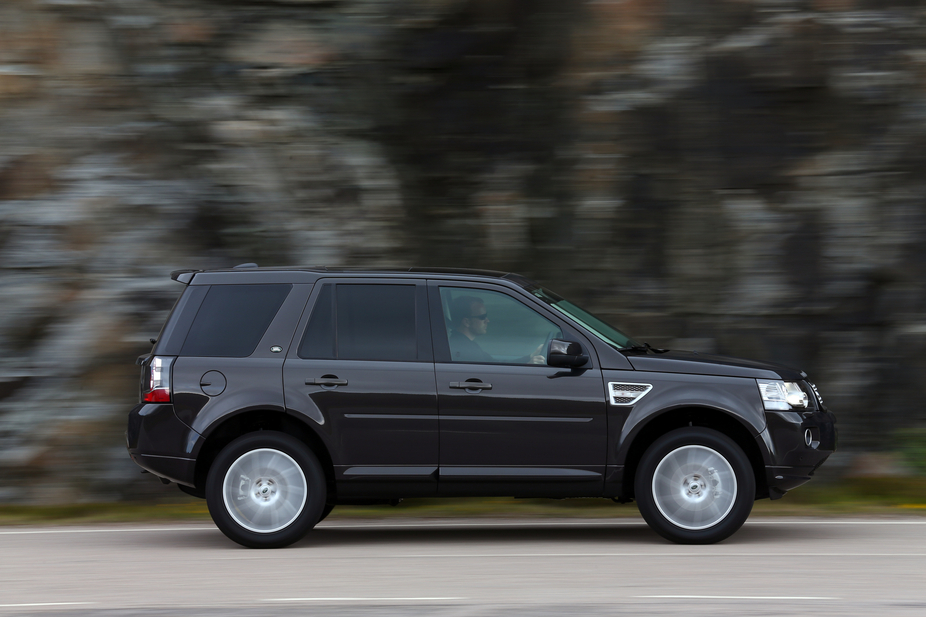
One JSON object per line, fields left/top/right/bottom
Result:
{"left": 233, "top": 263, "right": 259, "bottom": 269}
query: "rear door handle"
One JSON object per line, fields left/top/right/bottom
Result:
{"left": 450, "top": 381, "right": 492, "bottom": 390}
{"left": 306, "top": 377, "right": 348, "bottom": 386}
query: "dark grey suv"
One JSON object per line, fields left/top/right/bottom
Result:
{"left": 127, "top": 266, "right": 836, "bottom": 548}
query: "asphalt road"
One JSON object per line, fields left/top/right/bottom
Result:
{"left": 2, "top": 516, "right": 925, "bottom": 616}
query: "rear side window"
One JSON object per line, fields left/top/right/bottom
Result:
{"left": 181, "top": 284, "right": 292, "bottom": 357}
{"left": 299, "top": 284, "right": 418, "bottom": 362}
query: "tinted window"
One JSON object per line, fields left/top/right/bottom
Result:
{"left": 338, "top": 285, "right": 417, "bottom": 361}
{"left": 298, "top": 284, "right": 335, "bottom": 359}
{"left": 181, "top": 284, "right": 292, "bottom": 357}
{"left": 298, "top": 284, "right": 418, "bottom": 362}
{"left": 440, "top": 286, "right": 561, "bottom": 364}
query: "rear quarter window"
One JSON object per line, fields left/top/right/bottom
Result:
{"left": 180, "top": 284, "right": 292, "bottom": 357}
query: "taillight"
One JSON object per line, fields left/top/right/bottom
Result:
{"left": 143, "top": 356, "right": 175, "bottom": 403}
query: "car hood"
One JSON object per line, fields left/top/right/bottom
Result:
{"left": 626, "top": 350, "right": 805, "bottom": 381}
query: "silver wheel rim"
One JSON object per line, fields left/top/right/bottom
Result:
{"left": 222, "top": 448, "right": 307, "bottom": 534}
{"left": 651, "top": 445, "right": 737, "bottom": 531}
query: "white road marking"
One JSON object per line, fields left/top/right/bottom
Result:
{"left": 386, "top": 552, "right": 926, "bottom": 558}
{"left": 0, "top": 527, "right": 213, "bottom": 535}
{"left": 0, "top": 518, "right": 925, "bottom": 536}
{"left": 266, "top": 597, "right": 466, "bottom": 602}
{"left": 0, "top": 603, "right": 95, "bottom": 608}
{"left": 319, "top": 519, "right": 926, "bottom": 528}
{"left": 206, "top": 551, "right": 926, "bottom": 561}
{"left": 745, "top": 520, "right": 926, "bottom": 525}
{"left": 638, "top": 595, "right": 839, "bottom": 600}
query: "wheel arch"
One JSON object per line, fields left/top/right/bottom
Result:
{"left": 620, "top": 406, "right": 769, "bottom": 500}
{"left": 192, "top": 410, "right": 335, "bottom": 501}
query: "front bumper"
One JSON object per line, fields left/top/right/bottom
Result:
{"left": 126, "top": 403, "right": 201, "bottom": 487}
{"left": 761, "top": 408, "right": 837, "bottom": 498}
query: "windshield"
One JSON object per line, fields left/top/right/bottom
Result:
{"left": 527, "top": 285, "right": 639, "bottom": 350}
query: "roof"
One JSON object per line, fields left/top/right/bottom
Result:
{"left": 171, "top": 265, "right": 528, "bottom": 286}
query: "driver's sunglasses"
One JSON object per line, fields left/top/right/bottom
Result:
{"left": 470, "top": 313, "right": 488, "bottom": 321}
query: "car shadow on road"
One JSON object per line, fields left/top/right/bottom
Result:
{"left": 299, "top": 523, "right": 658, "bottom": 549}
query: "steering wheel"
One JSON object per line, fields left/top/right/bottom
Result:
{"left": 538, "top": 331, "right": 555, "bottom": 365}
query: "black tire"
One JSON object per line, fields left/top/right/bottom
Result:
{"left": 635, "top": 427, "right": 755, "bottom": 544}
{"left": 206, "top": 431, "right": 326, "bottom": 548}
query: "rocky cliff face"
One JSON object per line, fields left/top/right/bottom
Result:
{"left": 2, "top": 0, "right": 925, "bottom": 502}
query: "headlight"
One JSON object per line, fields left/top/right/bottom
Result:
{"left": 756, "top": 379, "right": 808, "bottom": 411}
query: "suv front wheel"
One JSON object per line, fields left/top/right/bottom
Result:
{"left": 635, "top": 427, "right": 755, "bottom": 544}
{"left": 206, "top": 431, "right": 326, "bottom": 548}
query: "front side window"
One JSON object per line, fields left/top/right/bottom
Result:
{"left": 299, "top": 284, "right": 418, "bottom": 362}
{"left": 439, "top": 287, "right": 561, "bottom": 365}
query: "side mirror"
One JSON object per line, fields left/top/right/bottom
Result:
{"left": 547, "top": 339, "right": 589, "bottom": 368}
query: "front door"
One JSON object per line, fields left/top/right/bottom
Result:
{"left": 283, "top": 280, "right": 438, "bottom": 498}
{"left": 429, "top": 282, "right": 608, "bottom": 497}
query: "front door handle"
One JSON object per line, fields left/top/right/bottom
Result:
{"left": 306, "top": 377, "right": 348, "bottom": 386}
{"left": 450, "top": 381, "right": 492, "bottom": 390}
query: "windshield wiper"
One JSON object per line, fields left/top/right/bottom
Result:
{"left": 621, "top": 342, "right": 669, "bottom": 354}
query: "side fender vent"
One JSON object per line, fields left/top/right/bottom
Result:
{"left": 608, "top": 382, "right": 653, "bottom": 406}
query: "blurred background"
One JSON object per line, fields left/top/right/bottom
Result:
{"left": 1, "top": 0, "right": 925, "bottom": 507}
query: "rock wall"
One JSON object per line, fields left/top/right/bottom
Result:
{"left": 1, "top": 0, "right": 925, "bottom": 501}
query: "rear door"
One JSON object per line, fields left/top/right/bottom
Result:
{"left": 283, "top": 279, "right": 438, "bottom": 498}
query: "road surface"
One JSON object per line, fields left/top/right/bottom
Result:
{"left": 1, "top": 516, "right": 924, "bottom": 615}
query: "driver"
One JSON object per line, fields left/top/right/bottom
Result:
{"left": 448, "top": 295, "right": 545, "bottom": 364}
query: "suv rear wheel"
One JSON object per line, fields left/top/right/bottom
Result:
{"left": 635, "top": 427, "right": 755, "bottom": 544}
{"left": 206, "top": 431, "right": 326, "bottom": 548}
